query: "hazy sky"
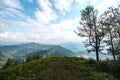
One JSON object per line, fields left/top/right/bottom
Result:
{"left": 0, "top": 0, "right": 120, "bottom": 44}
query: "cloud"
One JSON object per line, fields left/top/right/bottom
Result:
{"left": 0, "top": 8, "right": 25, "bottom": 18}
{"left": 0, "top": 0, "right": 25, "bottom": 23}
{"left": 2, "top": 0, "right": 118, "bottom": 45}
{"left": 48, "top": 17, "right": 79, "bottom": 32}
{"left": 0, "top": 31, "right": 78, "bottom": 44}
{"left": 35, "top": 9, "right": 58, "bottom": 24}
{"left": 0, "top": 0, "right": 23, "bottom": 9}
{"left": 95, "top": 0, "right": 118, "bottom": 12}
{"left": 90, "top": 0, "right": 99, "bottom": 5}
{"left": 54, "top": 0, "right": 73, "bottom": 15}
{"left": 0, "top": 17, "right": 81, "bottom": 44}
{"left": 14, "top": 20, "right": 33, "bottom": 27}
{"left": 31, "top": 17, "right": 82, "bottom": 43}
{"left": 0, "top": 32, "right": 29, "bottom": 42}
{"left": 35, "top": 0, "right": 58, "bottom": 24}
{"left": 75, "top": 0, "right": 87, "bottom": 6}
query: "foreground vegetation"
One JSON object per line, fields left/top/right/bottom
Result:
{"left": 0, "top": 57, "right": 120, "bottom": 80}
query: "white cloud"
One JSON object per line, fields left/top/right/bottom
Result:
{"left": 38, "top": 0, "right": 52, "bottom": 11}
{"left": 0, "top": 0, "right": 89, "bottom": 44}
{"left": 0, "top": 31, "right": 78, "bottom": 44}
{"left": 35, "top": 0, "right": 58, "bottom": 24}
{"left": 0, "top": 0, "right": 23, "bottom": 9}
{"left": 75, "top": 0, "right": 87, "bottom": 6}
{"left": 0, "top": 17, "right": 81, "bottom": 44}
{"left": 0, "top": 32, "right": 27, "bottom": 42}
{"left": 95, "top": 0, "right": 118, "bottom": 12}
{"left": 31, "top": 17, "right": 82, "bottom": 44}
{"left": 14, "top": 21, "right": 33, "bottom": 27}
{"left": 0, "top": 8, "right": 25, "bottom": 18}
{"left": 90, "top": 0, "right": 99, "bottom": 5}
{"left": 48, "top": 17, "right": 79, "bottom": 32}
{"left": 54, "top": 0, "right": 73, "bottom": 15}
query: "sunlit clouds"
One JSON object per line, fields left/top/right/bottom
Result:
{"left": 0, "top": 0, "right": 119, "bottom": 44}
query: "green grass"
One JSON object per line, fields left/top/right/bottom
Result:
{"left": 0, "top": 57, "right": 118, "bottom": 80}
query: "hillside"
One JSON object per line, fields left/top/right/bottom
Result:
{"left": 0, "top": 57, "right": 119, "bottom": 80}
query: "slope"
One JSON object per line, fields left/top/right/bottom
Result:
{"left": 0, "top": 57, "right": 118, "bottom": 80}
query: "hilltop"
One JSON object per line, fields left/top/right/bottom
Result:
{"left": 0, "top": 57, "right": 119, "bottom": 80}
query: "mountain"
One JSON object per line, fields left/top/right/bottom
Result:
{"left": 0, "top": 43, "right": 53, "bottom": 59}
{"left": 0, "top": 42, "right": 74, "bottom": 61}
{"left": 60, "top": 41, "right": 86, "bottom": 52}
{"left": 28, "top": 46, "right": 74, "bottom": 58}
{"left": 60, "top": 41, "right": 88, "bottom": 57}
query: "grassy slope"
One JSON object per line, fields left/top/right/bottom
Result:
{"left": 0, "top": 57, "right": 118, "bottom": 80}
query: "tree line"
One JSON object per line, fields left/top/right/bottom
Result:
{"left": 75, "top": 5, "right": 120, "bottom": 61}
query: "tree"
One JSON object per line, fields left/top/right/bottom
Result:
{"left": 75, "top": 6, "right": 106, "bottom": 61}
{"left": 3, "top": 58, "right": 14, "bottom": 69}
{"left": 101, "top": 6, "right": 120, "bottom": 61}
{"left": 111, "top": 5, "right": 120, "bottom": 58}
{"left": 111, "top": 5, "right": 120, "bottom": 57}
{"left": 113, "top": 5, "right": 120, "bottom": 39}
{"left": 26, "top": 55, "right": 40, "bottom": 62}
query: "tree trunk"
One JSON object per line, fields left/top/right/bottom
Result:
{"left": 96, "top": 48, "right": 99, "bottom": 61}
{"left": 110, "top": 31, "right": 116, "bottom": 61}
{"left": 111, "top": 40, "right": 116, "bottom": 61}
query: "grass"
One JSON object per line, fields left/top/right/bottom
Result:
{"left": 0, "top": 57, "right": 119, "bottom": 80}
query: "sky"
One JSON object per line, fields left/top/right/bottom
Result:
{"left": 0, "top": 0, "right": 120, "bottom": 45}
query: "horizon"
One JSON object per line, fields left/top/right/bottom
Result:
{"left": 0, "top": 0, "right": 120, "bottom": 45}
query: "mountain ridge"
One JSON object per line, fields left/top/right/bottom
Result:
{"left": 0, "top": 42, "right": 74, "bottom": 61}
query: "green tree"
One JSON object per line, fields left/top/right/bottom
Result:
{"left": 26, "top": 55, "right": 40, "bottom": 62}
{"left": 75, "top": 6, "right": 106, "bottom": 61}
{"left": 3, "top": 58, "right": 14, "bottom": 69}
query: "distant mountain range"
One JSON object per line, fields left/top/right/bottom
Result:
{"left": 60, "top": 41, "right": 87, "bottom": 52}
{"left": 0, "top": 42, "right": 74, "bottom": 61}
{"left": 0, "top": 42, "right": 112, "bottom": 63}
{"left": 60, "top": 42, "right": 113, "bottom": 60}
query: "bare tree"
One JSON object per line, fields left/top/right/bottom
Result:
{"left": 101, "top": 6, "right": 120, "bottom": 61}
{"left": 75, "top": 6, "right": 106, "bottom": 61}
{"left": 113, "top": 5, "right": 120, "bottom": 39}
{"left": 110, "top": 5, "right": 120, "bottom": 57}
